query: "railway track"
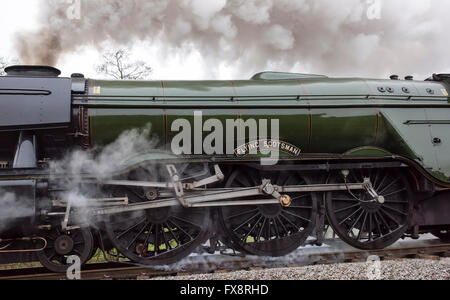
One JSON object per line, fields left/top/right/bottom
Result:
{"left": 1, "top": 237, "right": 449, "bottom": 280}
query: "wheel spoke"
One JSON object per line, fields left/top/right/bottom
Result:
{"left": 116, "top": 217, "right": 146, "bottom": 239}
{"left": 243, "top": 215, "right": 263, "bottom": 242}
{"left": 379, "top": 208, "right": 400, "bottom": 226}
{"left": 165, "top": 223, "right": 180, "bottom": 245}
{"left": 141, "top": 224, "right": 154, "bottom": 256}
{"left": 267, "top": 221, "right": 273, "bottom": 240}
{"left": 281, "top": 174, "right": 293, "bottom": 186}
{"left": 225, "top": 208, "right": 258, "bottom": 221}
{"left": 171, "top": 215, "right": 202, "bottom": 229}
{"left": 376, "top": 211, "right": 392, "bottom": 232}
{"left": 256, "top": 218, "right": 267, "bottom": 242}
{"left": 385, "top": 200, "right": 408, "bottom": 204}
{"left": 282, "top": 210, "right": 311, "bottom": 223}
{"left": 288, "top": 205, "right": 313, "bottom": 209}
{"left": 276, "top": 216, "right": 289, "bottom": 236}
{"left": 272, "top": 218, "right": 281, "bottom": 239}
{"left": 372, "top": 169, "right": 380, "bottom": 189}
{"left": 379, "top": 178, "right": 399, "bottom": 195}
{"left": 332, "top": 197, "right": 359, "bottom": 202}
{"left": 382, "top": 204, "right": 408, "bottom": 216}
{"left": 73, "top": 249, "right": 83, "bottom": 257}
{"left": 382, "top": 188, "right": 406, "bottom": 198}
{"left": 373, "top": 213, "right": 384, "bottom": 238}
{"left": 375, "top": 173, "right": 388, "bottom": 191}
{"left": 126, "top": 222, "right": 149, "bottom": 250}
{"left": 291, "top": 194, "right": 310, "bottom": 201}
{"left": 153, "top": 225, "right": 159, "bottom": 256}
{"left": 350, "top": 172, "right": 359, "bottom": 183}
{"left": 356, "top": 212, "right": 368, "bottom": 241}
{"left": 47, "top": 250, "right": 57, "bottom": 261}
{"left": 275, "top": 173, "right": 287, "bottom": 185}
{"left": 359, "top": 168, "right": 366, "bottom": 181}
{"left": 161, "top": 226, "right": 170, "bottom": 250}
{"left": 339, "top": 207, "right": 362, "bottom": 225}
{"left": 168, "top": 219, "right": 193, "bottom": 240}
{"left": 233, "top": 213, "right": 261, "bottom": 232}
{"left": 347, "top": 210, "right": 365, "bottom": 236}
{"left": 71, "top": 231, "right": 81, "bottom": 241}
{"left": 279, "top": 213, "right": 301, "bottom": 231}
{"left": 334, "top": 203, "right": 360, "bottom": 214}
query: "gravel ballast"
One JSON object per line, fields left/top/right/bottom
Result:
{"left": 151, "top": 258, "right": 450, "bottom": 280}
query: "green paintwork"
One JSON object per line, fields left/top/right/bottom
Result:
{"left": 344, "top": 146, "right": 392, "bottom": 156}
{"left": 84, "top": 72, "right": 450, "bottom": 184}
{"left": 251, "top": 72, "right": 328, "bottom": 80}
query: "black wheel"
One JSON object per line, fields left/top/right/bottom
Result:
{"left": 325, "top": 168, "right": 413, "bottom": 250}
{"left": 37, "top": 227, "right": 94, "bottom": 273}
{"left": 105, "top": 207, "right": 211, "bottom": 265}
{"left": 432, "top": 229, "right": 450, "bottom": 242}
{"left": 218, "top": 167, "right": 318, "bottom": 257}
{"left": 86, "top": 229, "right": 100, "bottom": 261}
{"left": 104, "top": 166, "right": 212, "bottom": 265}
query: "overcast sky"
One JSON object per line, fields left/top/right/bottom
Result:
{"left": 0, "top": 0, "right": 215, "bottom": 79}
{"left": 1, "top": 0, "right": 450, "bottom": 80}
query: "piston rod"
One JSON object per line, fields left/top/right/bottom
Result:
{"left": 90, "top": 180, "right": 368, "bottom": 215}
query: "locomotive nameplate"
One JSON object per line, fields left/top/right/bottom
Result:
{"left": 235, "top": 139, "right": 301, "bottom": 157}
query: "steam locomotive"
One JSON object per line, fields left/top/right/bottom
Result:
{"left": 1, "top": 65, "right": 449, "bottom": 273}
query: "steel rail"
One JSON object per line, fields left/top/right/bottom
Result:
{"left": 1, "top": 239, "right": 448, "bottom": 280}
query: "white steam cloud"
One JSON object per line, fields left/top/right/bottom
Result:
{"left": 49, "top": 124, "right": 159, "bottom": 226}
{"left": 0, "top": 125, "right": 160, "bottom": 234}
{"left": 0, "top": 189, "right": 35, "bottom": 233}
{"left": 50, "top": 124, "right": 157, "bottom": 178}
{"left": 14, "top": 0, "right": 450, "bottom": 79}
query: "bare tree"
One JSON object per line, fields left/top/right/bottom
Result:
{"left": 0, "top": 57, "right": 18, "bottom": 76}
{"left": 0, "top": 57, "right": 8, "bottom": 76}
{"left": 95, "top": 49, "right": 152, "bottom": 80}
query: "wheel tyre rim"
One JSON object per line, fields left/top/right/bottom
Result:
{"left": 325, "top": 169, "right": 413, "bottom": 250}
{"left": 105, "top": 207, "right": 212, "bottom": 266}
{"left": 37, "top": 228, "right": 94, "bottom": 273}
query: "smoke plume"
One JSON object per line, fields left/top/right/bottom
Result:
{"left": 14, "top": 0, "right": 450, "bottom": 78}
